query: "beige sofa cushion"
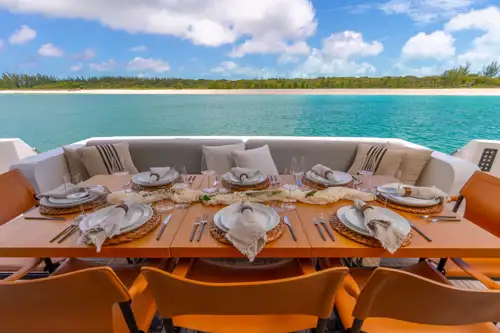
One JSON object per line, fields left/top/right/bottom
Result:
{"left": 232, "top": 145, "right": 279, "bottom": 175}
{"left": 202, "top": 143, "right": 245, "bottom": 174}
{"left": 78, "top": 142, "right": 138, "bottom": 177}
{"left": 384, "top": 143, "right": 433, "bottom": 185}
{"left": 348, "top": 144, "right": 405, "bottom": 176}
{"left": 62, "top": 146, "right": 90, "bottom": 181}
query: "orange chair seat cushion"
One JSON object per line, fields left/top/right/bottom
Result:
{"left": 53, "top": 258, "right": 159, "bottom": 333}
{"left": 174, "top": 314, "right": 318, "bottom": 333}
{"left": 336, "top": 262, "right": 498, "bottom": 333}
{"left": 445, "top": 258, "right": 500, "bottom": 278}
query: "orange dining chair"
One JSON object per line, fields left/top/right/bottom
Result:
{"left": 331, "top": 260, "right": 500, "bottom": 333}
{"left": 0, "top": 169, "right": 54, "bottom": 276}
{"left": 0, "top": 257, "right": 167, "bottom": 333}
{"left": 444, "top": 171, "right": 500, "bottom": 278}
{"left": 141, "top": 258, "right": 348, "bottom": 333}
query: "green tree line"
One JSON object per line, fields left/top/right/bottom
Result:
{"left": 2, "top": 62, "right": 500, "bottom": 90}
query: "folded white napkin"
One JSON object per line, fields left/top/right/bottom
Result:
{"left": 79, "top": 205, "right": 127, "bottom": 252}
{"left": 383, "top": 183, "right": 447, "bottom": 201}
{"left": 37, "top": 183, "right": 85, "bottom": 199}
{"left": 354, "top": 199, "right": 406, "bottom": 254}
{"left": 312, "top": 164, "right": 340, "bottom": 182}
{"left": 149, "top": 167, "right": 172, "bottom": 183}
{"left": 231, "top": 167, "right": 259, "bottom": 181}
{"left": 225, "top": 202, "right": 267, "bottom": 262}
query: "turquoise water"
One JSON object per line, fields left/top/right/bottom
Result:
{"left": 1, "top": 94, "right": 499, "bottom": 153}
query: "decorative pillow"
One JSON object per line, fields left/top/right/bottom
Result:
{"left": 77, "top": 142, "right": 138, "bottom": 177}
{"left": 348, "top": 143, "right": 405, "bottom": 176}
{"left": 62, "top": 146, "right": 90, "bottom": 181}
{"left": 231, "top": 145, "right": 279, "bottom": 175}
{"left": 202, "top": 143, "right": 245, "bottom": 174}
{"left": 384, "top": 143, "right": 433, "bottom": 185}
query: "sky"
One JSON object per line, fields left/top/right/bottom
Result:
{"left": 1, "top": 0, "right": 500, "bottom": 79}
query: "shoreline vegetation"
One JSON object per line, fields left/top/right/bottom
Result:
{"left": 2, "top": 62, "right": 500, "bottom": 92}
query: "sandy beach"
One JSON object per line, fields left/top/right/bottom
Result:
{"left": 2, "top": 88, "right": 500, "bottom": 95}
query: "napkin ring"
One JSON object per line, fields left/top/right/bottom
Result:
{"left": 239, "top": 173, "right": 249, "bottom": 180}
{"left": 150, "top": 172, "right": 160, "bottom": 181}
{"left": 360, "top": 204, "right": 374, "bottom": 213}
{"left": 115, "top": 204, "right": 129, "bottom": 214}
{"left": 240, "top": 203, "right": 254, "bottom": 213}
{"left": 325, "top": 170, "right": 333, "bottom": 178}
{"left": 402, "top": 187, "right": 412, "bottom": 197}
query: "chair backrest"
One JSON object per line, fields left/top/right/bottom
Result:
{"left": 352, "top": 267, "right": 500, "bottom": 326}
{"left": 0, "top": 169, "right": 37, "bottom": 226}
{"left": 142, "top": 266, "right": 348, "bottom": 319}
{"left": 0, "top": 267, "right": 131, "bottom": 333}
{"left": 457, "top": 171, "right": 500, "bottom": 237}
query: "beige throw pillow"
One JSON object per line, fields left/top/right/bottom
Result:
{"left": 202, "top": 143, "right": 245, "bottom": 174}
{"left": 62, "top": 146, "right": 90, "bottom": 181}
{"left": 231, "top": 145, "right": 279, "bottom": 175}
{"left": 384, "top": 143, "right": 433, "bottom": 185}
{"left": 348, "top": 143, "right": 405, "bottom": 177}
{"left": 77, "top": 142, "right": 138, "bottom": 177}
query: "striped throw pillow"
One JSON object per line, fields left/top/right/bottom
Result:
{"left": 78, "top": 142, "right": 138, "bottom": 177}
{"left": 348, "top": 143, "right": 405, "bottom": 176}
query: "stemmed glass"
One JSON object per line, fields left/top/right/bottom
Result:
{"left": 291, "top": 156, "right": 305, "bottom": 187}
{"left": 201, "top": 154, "right": 216, "bottom": 192}
{"left": 110, "top": 156, "right": 129, "bottom": 178}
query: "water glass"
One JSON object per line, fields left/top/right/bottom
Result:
{"left": 291, "top": 156, "right": 305, "bottom": 187}
{"left": 110, "top": 157, "right": 129, "bottom": 177}
{"left": 62, "top": 174, "right": 71, "bottom": 196}
{"left": 201, "top": 154, "right": 215, "bottom": 187}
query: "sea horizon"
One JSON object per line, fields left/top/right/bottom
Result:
{"left": 1, "top": 94, "right": 499, "bottom": 154}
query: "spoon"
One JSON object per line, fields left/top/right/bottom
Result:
{"left": 428, "top": 218, "right": 461, "bottom": 223}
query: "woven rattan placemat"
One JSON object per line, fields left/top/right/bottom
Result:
{"left": 376, "top": 195, "right": 443, "bottom": 214}
{"left": 223, "top": 178, "right": 271, "bottom": 192}
{"left": 209, "top": 219, "right": 285, "bottom": 245}
{"left": 329, "top": 212, "right": 412, "bottom": 248}
{"left": 102, "top": 208, "right": 162, "bottom": 246}
{"left": 40, "top": 197, "right": 107, "bottom": 216}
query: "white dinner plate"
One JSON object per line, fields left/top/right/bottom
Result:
{"left": 306, "top": 170, "right": 353, "bottom": 186}
{"left": 79, "top": 203, "right": 153, "bottom": 234}
{"left": 132, "top": 171, "right": 179, "bottom": 186}
{"left": 214, "top": 203, "right": 280, "bottom": 232}
{"left": 222, "top": 171, "right": 268, "bottom": 186}
{"left": 40, "top": 194, "right": 102, "bottom": 208}
{"left": 377, "top": 185, "right": 440, "bottom": 207}
{"left": 48, "top": 193, "right": 90, "bottom": 204}
{"left": 337, "top": 205, "right": 411, "bottom": 238}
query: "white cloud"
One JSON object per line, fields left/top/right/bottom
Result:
{"left": 293, "top": 31, "right": 383, "bottom": 77}
{"left": 211, "top": 61, "right": 275, "bottom": 78}
{"left": 390, "top": 62, "right": 444, "bottom": 76}
{"left": 322, "top": 31, "right": 383, "bottom": 59}
{"left": 37, "top": 43, "right": 63, "bottom": 57}
{"left": 293, "top": 49, "right": 377, "bottom": 77}
{"left": 230, "top": 39, "right": 310, "bottom": 58}
{"left": 0, "top": 0, "right": 316, "bottom": 57}
{"left": 70, "top": 63, "right": 83, "bottom": 71}
{"left": 401, "top": 31, "right": 455, "bottom": 60}
{"left": 129, "top": 45, "right": 147, "bottom": 52}
{"left": 445, "top": 6, "right": 500, "bottom": 67}
{"left": 73, "top": 48, "right": 95, "bottom": 60}
{"left": 89, "top": 59, "right": 116, "bottom": 71}
{"left": 127, "top": 57, "right": 170, "bottom": 73}
{"left": 379, "top": 0, "right": 477, "bottom": 23}
{"left": 8, "top": 25, "right": 36, "bottom": 45}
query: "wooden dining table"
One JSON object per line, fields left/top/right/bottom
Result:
{"left": 1, "top": 174, "right": 500, "bottom": 262}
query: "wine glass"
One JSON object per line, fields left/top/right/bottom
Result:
{"left": 62, "top": 174, "right": 71, "bottom": 197}
{"left": 110, "top": 156, "right": 129, "bottom": 178}
{"left": 201, "top": 154, "right": 215, "bottom": 190}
